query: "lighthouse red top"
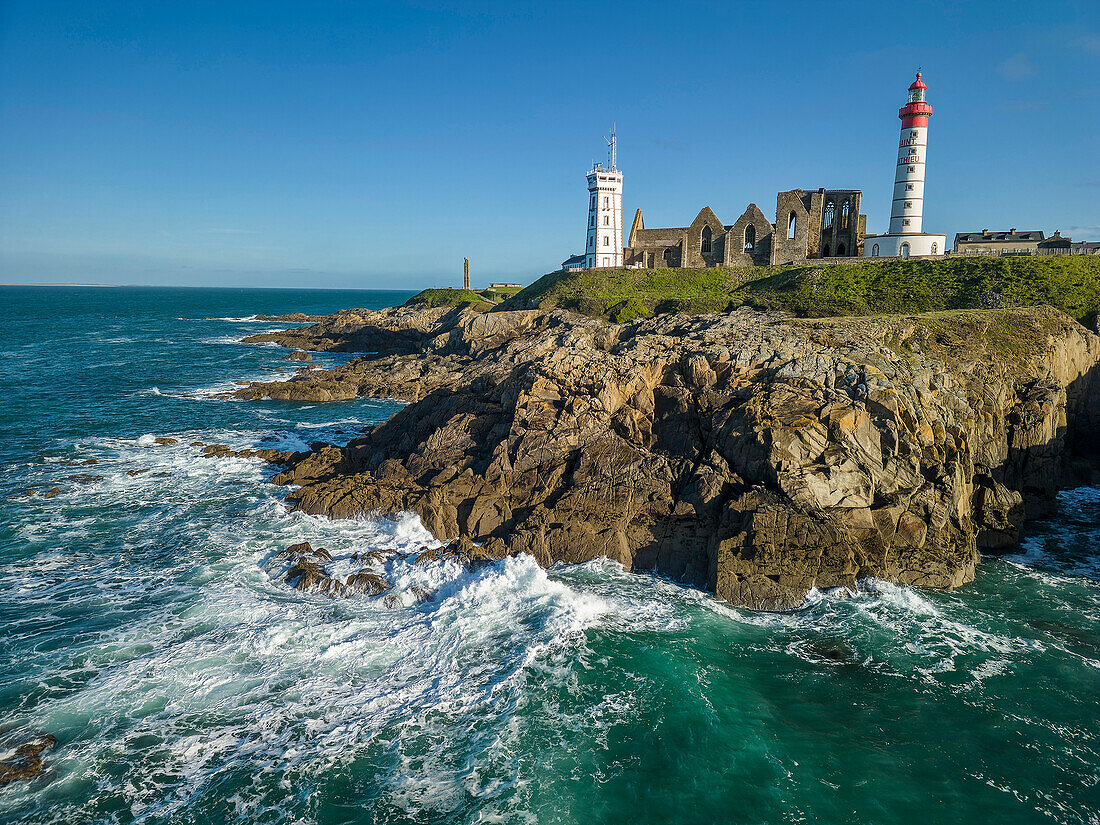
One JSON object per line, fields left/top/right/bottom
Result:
{"left": 899, "top": 71, "right": 932, "bottom": 127}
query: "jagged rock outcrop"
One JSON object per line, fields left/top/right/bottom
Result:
{"left": 0, "top": 733, "right": 57, "bottom": 786}
{"left": 246, "top": 304, "right": 1099, "bottom": 610}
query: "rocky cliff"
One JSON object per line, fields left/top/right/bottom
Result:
{"left": 237, "top": 304, "right": 1100, "bottom": 610}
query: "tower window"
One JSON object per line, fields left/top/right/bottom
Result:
{"left": 903, "top": 219, "right": 911, "bottom": 226}
{"left": 744, "top": 224, "right": 755, "bottom": 252}
{"left": 604, "top": 216, "right": 609, "bottom": 225}
{"left": 701, "top": 225, "right": 712, "bottom": 255}
{"left": 909, "top": 147, "right": 918, "bottom": 154}
{"left": 603, "top": 237, "right": 609, "bottom": 246}
{"left": 906, "top": 184, "right": 914, "bottom": 191}
{"left": 788, "top": 213, "right": 797, "bottom": 239}
{"left": 591, "top": 196, "right": 596, "bottom": 209}
{"left": 603, "top": 197, "right": 608, "bottom": 207}
{"left": 908, "top": 166, "right": 915, "bottom": 172}
{"left": 904, "top": 201, "right": 912, "bottom": 208}
{"left": 823, "top": 202, "right": 835, "bottom": 229}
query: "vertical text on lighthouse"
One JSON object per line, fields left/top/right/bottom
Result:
{"left": 890, "top": 72, "right": 932, "bottom": 236}
{"left": 585, "top": 130, "right": 623, "bottom": 268}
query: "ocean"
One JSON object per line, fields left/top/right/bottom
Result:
{"left": 0, "top": 285, "right": 1097, "bottom": 824}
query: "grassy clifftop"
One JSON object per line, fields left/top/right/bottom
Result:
{"left": 495, "top": 256, "right": 1100, "bottom": 325}
{"left": 405, "top": 286, "right": 524, "bottom": 312}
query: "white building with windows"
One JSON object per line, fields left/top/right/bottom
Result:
{"left": 584, "top": 131, "right": 624, "bottom": 268}
{"left": 864, "top": 72, "right": 946, "bottom": 259}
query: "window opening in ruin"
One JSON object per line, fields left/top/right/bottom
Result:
{"left": 841, "top": 202, "right": 850, "bottom": 229}
{"left": 823, "top": 243, "right": 830, "bottom": 257}
{"left": 787, "top": 213, "right": 796, "bottom": 239}
{"left": 701, "top": 225, "right": 712, "bottom": 255}
{"left": 744, "top": 224, "right": 755, "bottom": 252}
{"left": 823, "top": 202, "right": 835, "bottom": 229}
{"left": 837, "top": 242, "right": 846, "bottom": 256}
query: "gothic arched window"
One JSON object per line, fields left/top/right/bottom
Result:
{"left": 744, "top": 224, "right": 755, "bottom": 252}
{"left": 837, "top": 242, "right": 846, "bottom": 256}
{"left": 901, "top": 243, "right": 910, "bottom": 259}
{"left": 823, "top": 243, "right": 830, "bottom": 257}
{"left": 931, "top": 242, "right": 938, "bottom": 254}
{"left": 787, "top": 213, "right": 797, "bottom": 239}
{"left": 823, "top": 202, "right": 835, "bottom": 229}
{"left": 872, "top": 243, "right": 879, "bottom": 257}
{"left": 841, "top": 201, "right": 850, "bottom": 229}
{"left": 701, "top": 225, "right": 712, "bottom": 255}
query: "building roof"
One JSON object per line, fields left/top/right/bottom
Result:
{"left": 909, "top": 72, "right": 927, "bottom": 90}
{"left": 954, "top": 230, "right": 1046, "bottom": 244}
{"left": 632, "top": 227, "right": 687, "bottom": 247}
{"left": 1072, "top": 241, "right": 1100, "bottom": 250}
{"left": 561, "top": 253, "right": 586, "bottom": 267}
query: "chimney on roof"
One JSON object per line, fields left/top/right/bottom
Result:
{"left": 1010, "top": 228, "right": 1016, "bottom": 234}
{"left": 982, "top": 229, "right": 989, "bottom": 236}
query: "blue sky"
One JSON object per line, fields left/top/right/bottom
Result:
{"left": 1, "top": 0, "right": 1097, "bottom": 289}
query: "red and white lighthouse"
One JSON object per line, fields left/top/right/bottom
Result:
{"left": 865, "top": 72, "right": 946, "bottom": 258}
{"left": 890, "top": 72, "right": 932, "bottom": 235}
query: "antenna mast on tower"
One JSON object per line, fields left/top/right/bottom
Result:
{"left": 606, "top": 125, "right": 617, "bottom": 171}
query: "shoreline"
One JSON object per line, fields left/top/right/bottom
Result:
{"left": 231, "top": 300, "right": 1100, "bottom": 610}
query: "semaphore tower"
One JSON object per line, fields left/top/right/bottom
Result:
{"left": 864, "top": 72, "right": 946, "bottom": 258}
{"left": 584, "top": 130, "right": 623, "bottom": 268}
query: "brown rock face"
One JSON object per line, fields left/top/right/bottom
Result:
{"left": 0, "top": 733, "right": 57, "bottom": 786}
{"left": 252, "top": 304, "right": 1099, "bottom": 610}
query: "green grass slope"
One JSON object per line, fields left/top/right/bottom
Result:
{"left": 406, "top": 285, "right": 527, "bottom": 312}
{"left": 496, "top": 256, "right": 1100, "bottom": 325}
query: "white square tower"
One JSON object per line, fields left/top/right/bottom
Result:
{"left": 584, "top": 131, "right": 623, "bottom": 268}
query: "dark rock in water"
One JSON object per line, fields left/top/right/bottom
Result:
{"left": 43, "top": 488, "right": 60, "bottom": 498}
{"left": 125, "top": 469, "right": 147, "bottom": 476}
{"left": 278, "top": 542, "right": 388, "bottom": 598}
{"left": 191, "top": 441, "right": 205, "bottom": 447}
{"left": 64, "top": 474, "right": 103, "bottom": 484}
{"left": 21, "top": 489, "right": 36, "bottom": 497}
{"left": 804, "top": 639, "right": 860, "bottom": 666}
{"left": 153, "top": 437, "right": 179, "bottom": 446}
{"left": 81, "top": 458, "right": 98, "bottom": 465}
{"left": 285, "top": 556, "right": 327, "bottom": 591}
{"left": 414, "top": 537, "right": 506, "bottom": 570}
{"left": 278, "top": 541, "right": 332, "bottom": 561}
{"left": 202, "top": 443, "right": 306, "bottom": 467}
{"left": 341, "top": 570, "right": 392, "bottom": 596}
{"left": 285, "top": 351, "right": 313, "bottom": 362}
{"left": 256, "top": 312, "right": 326, "bottom": 322}
{"left": 0, "top": 733, "right": 57, "bottom": 787}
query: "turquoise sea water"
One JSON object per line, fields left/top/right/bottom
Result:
{"left": 0, "top": 285, "right": 1098, "bottom": 824}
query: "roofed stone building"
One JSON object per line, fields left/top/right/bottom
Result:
{"left": 624, "top": 188, "right": 866, "bottom": 268}
{"left": 953, "top": 229, "right": 1046, "bottom": 255}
